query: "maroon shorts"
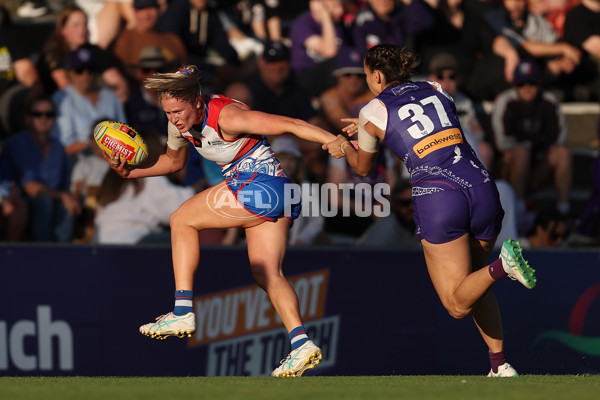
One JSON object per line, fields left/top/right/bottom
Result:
{"left": 412, "top": 182, "right": 504, "bottom": 244}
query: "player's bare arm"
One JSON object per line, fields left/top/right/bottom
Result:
{"left": 128, "top": 146, "right": 188, "bottom": 179}
{"left": 106, "top": 146, "right": 188, "bottom": 179}
{"left": 218, "top": 103, "right": 337, "bottom": 144}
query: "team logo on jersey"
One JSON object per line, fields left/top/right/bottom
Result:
{"left": 413, "top": 128, "right": 463, "bottom": 158}
{"left": 391, "top": 83, "right": 418, "bottom": 97}
{"left": 453, "top": 146, "right": 462, "bottom": 164}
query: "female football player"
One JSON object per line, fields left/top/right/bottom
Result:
{"left": 324, "top": 44, "right": 537, "bottom": 377}
{"left": 105, "top": 65, "right": 334, "bottom": 377}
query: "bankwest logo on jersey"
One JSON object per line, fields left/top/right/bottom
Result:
{"left": 190, "top": 270, "right": 329, "bottom": 346}
{"left": 413, "top": 128, "right": 463, "bottom": 158}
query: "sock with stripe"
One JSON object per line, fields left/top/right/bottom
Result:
{"left": 289, "top": 326, "right": 309, "bottom": 350}
{"left": 173, "top": 290, "right": 193, "bottom": 316}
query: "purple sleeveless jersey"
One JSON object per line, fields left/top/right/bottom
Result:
{"left": 378, "top": 81, "right": 503, "bottom": 244}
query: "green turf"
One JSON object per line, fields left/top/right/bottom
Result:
{"left": 1, "top": 375, "right": 599, "bottom": 400}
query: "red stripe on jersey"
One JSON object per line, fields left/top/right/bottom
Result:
{"left": 206, "top": 95, "right": 234, "bottom": 141}
{"left": 206, "top": 94, "right": 264, "bottom": 164}
{"left": 231, "top": 136, "right": 261, "bottom": 163}
{"left": 207, "top": 95, "right": 260, "bottom": 143}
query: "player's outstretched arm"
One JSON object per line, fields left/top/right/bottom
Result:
{"left": 218, "top": 104, "right": 337, "bottom": 145}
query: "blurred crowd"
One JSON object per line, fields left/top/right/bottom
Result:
{"left": 1, "top": 0, "right": 599, "bottom": 248}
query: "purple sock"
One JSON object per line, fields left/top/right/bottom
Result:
{"left": 488, "top": 258, "right": 508, "bottom": 281}
{"left": 489, "top": 350, "right": 507, "bottom": 373}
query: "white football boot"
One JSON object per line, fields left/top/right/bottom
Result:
{"left": 139, "top": 312, "right": 195, "bottom": 339}
{"left": 271, "top": 340, "right": 323, "bottom": 377}
{"left": 500, "top": 239, "right": 537, "bottom": 289}
{"left": 487, "top": 363, "right": 520, "bottom": 377}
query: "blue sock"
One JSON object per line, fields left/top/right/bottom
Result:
{"left": 289, "top": 326, "right": 309, "bottom": 350}
{"left": 173, "top": 290, "right": 193, "bottom": 316}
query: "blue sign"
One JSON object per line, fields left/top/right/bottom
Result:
{"left": 1, "top": 245, "right": 599, "bottom": 376}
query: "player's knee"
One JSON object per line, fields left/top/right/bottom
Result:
{"left": 169, "top": 205, "right": 199, "bottom": 230}
{"left": 250, "top": 267, "right": 266, "bottom": 286}
{"left": 446, "top": 304, "right": 470, "bottom": 320}
{"left": 169, "top": 207, "right": 193, "bottom": 230}
{"left": 250, "top": 266, "right": 282, "bottom": 289}
{"left": 169, "top": 208, "right": 182, "bottom": 228}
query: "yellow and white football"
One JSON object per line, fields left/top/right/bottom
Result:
{"left": 93, "top": 121, "right": 148, "bottom": 166}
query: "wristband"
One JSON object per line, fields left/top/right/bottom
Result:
{"left": 340, "top": 141, "right": 349, "bottom": 155}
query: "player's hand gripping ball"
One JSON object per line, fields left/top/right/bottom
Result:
{"left": 93, "top": 121, "right": 149, "bottom": 166}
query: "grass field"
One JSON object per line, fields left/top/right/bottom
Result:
{"left": 1, "top": 375, "right": 599, "bottom": 400}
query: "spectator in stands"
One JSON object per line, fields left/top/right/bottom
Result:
{"left": 491, "top": 60, "right": 572, "bottom": 222}
{"left": 428, "top": 52, "right": 494, "bottom": 168}
{"left": 289, "top": 0, "right": 347, "bottom": 96}
{"left": 94, "top": 128, "right": 195, "bottom": 244}
{"left": 0, "top": 152, "right": 28, "bottom": 242}
{"left": 563, "top": 0, "right": 600, "bottom": 101}
{"left": 0, "top": 94, "right": 80, "bottom": 242}
{"left": 223, "top": 80, "right": 254, "bottom": 106}
{"left": 464, "top": 0, "right": 580, "bottom": 100}
{"left": 52, "top": 47, "right": 127, "bottom": 158}
{"left": 248, "top": 40, "right": 327, "bottom": 185}
{"left": 0, "top": 5, "right": 41, "bottom": 140}
{"left": 156, "top": 0, "right": 240, "bottom": 91}
{"left": 271, "top": 137, "right": 325, "bottom": 246}
{"left": 415, "top": 0, "right": 467, "bottom": 70}
{"left": 17, "top": 0, "right": 50, "bottom": 18}
{"left": 36, "top": 4, "right": 129, "bottom": 102}
{"left": 352, "top": 0, "right": 435, "bottom": 56}
{"left": 356, "top": 178, "right": 421, "bottom": 249}
{"left": 124, "top": 46, "right": 171, "bottom": 134}
{"left": 325, "top": 144, "right": 396, "bottom": 245}
{"left": 70, "top": 123, "right": 111, "bottom": 242}
{"left": 77, "top": 0, "right": 137, "bottom": 49}
{"left": 248, "top": 41, "right": 318, "bottom": 122}
{"left": 528, "top": 0, "right": 579, "bottom": 38}
{"left": 518, "top": 206, "right": 569, "bottom": 248}
{"left": 568, "top": 153, "right": 600, "bottom": 247}
{"left": 249, "top": 0, "right": 284, "bottom": 42}
{"left": 213, "top": 3, "right": 265, "bottom": 63}
{"left": 319, "top": 46, "right": 374, "bottom": 133}
{"left": 112, "top": 0, "right": 187, "bottom": 78}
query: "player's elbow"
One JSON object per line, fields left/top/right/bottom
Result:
{"left": 170, "top": 158, "right": 186, "bottom": 174}
{"left": 355, "top": 168, "right": 370, "bottom": 177}
{"left": 355, "top": 162, "right": 374, "bottom": 177}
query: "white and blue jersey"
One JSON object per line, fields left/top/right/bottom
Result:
{"left": 167, "top": 95, "right": 300, "bottom": 222}
{"left": 167, "top": 94, "right": 286, "bottom": 178}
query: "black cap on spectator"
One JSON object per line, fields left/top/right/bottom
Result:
{"left": 66, "top": 47, "right": 96, "bottom": 70}
{"left": 262, "top": 41, "right": 290, "bottom": 62}
{"left": 333, "top": 47, "right": 364, "bottom": 77}
{"left": 134, "top": 0, "right": 159, "bottom": 9}
{"left": 139, "top": 46, "right": 168, "bottom": 69}
{"left": 513, "top": 61, "right": 540, "bottom": 86}
{"left": 428, "top": 52, "right": 459, "bottom": 74}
